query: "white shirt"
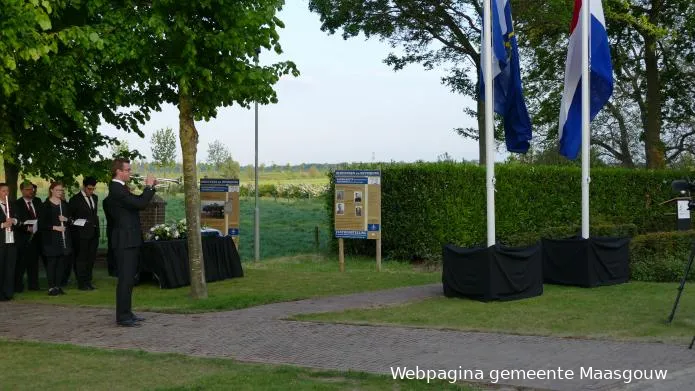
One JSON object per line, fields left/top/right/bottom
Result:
{"left": 81, "top": 190, "right": 94, "bottom": 210}
{"left": 111, "top": 179, "right": 125, "bottom": 186}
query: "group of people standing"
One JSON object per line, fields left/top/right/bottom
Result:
{"left": 0, "top": 158, "right": 157, "bottom": 328}
{"left": 0, "top": 177, "right": 100, "bottom": 300}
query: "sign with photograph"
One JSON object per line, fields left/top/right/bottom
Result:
{"left": 200, "top": 178, "right": 240, "bottom": 247}
{"left": 334, "top": 170, "right": 381, "bottom": 240}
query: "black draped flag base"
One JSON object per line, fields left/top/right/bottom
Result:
{"left": 541, "top": 236, "right": 630, "bottom": 287}
{"left": 442, "top": 243, "right": 543, "bottom": 302}
{"left": 137, "top": 236, "right": 244, "bottom": 289}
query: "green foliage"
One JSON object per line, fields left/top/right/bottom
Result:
{"left": 630, "top": 230, "right": 695, "bottom": 282}
{"left": 135, "top": 0, "right": 299, "bottom": 119}
{"left": 327, "top": 163, "right": 689, "bottom": 261}
{"left": 219, "top": 158, "right": 241, "bottom": 179}
{"left": 206, "top": 140, "right": 232, "bottom": 169}
{"left": 1, "top": 1, "right": 158, "bottom": 193}
{"left": 239, "top": 183, "right": 328, "bottom": 199}
{"left": 150, "top": 128, "right": 177, "bottom": 168}
{"left": 513, "top": 0, "right": 695, "bottom": 167}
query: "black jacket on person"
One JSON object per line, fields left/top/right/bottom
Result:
{"left": 68, "top": 191, "right": 100, "bottom": 240}
{"left": 13, "top": 197, "right": 42, "bottom": 244}
{"left": 103, "top": 181, "right": 155, "bottom": 249}
{"left": 38, "top": 200, "right": 73, "bottom": 257}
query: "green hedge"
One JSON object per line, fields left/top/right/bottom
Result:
{"left": 327, "top": 163, "right": 689, "bottom": 261}
{"left": 630, "top": 230, "right": 695, "bottom": 282}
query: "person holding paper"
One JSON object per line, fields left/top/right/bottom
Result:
{"left": 103, "top": 158, "right": 156, "bottom": 327}
{"left": 13, "top": 181, "right": 42, "bottom": 292}
{"left": 69, "top": 176, "right": 100, "bottom": 291}
{"left": 0, "top": 183, "right": 19, "bottom": 301}
{"left": 39, "top": 182, "right": 73, "bottom": 296}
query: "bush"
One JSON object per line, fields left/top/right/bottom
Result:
{"left": 239, "top": 183, "right": 328, "bottom": 199}
{"left": 326, "top": 162, "right": 688, "bottom": 261}
{"left": 501, "top": 224, "right": 639, "bottom": 247}
{"left": 630, "top": 230, "right": 695, "bottom": 282}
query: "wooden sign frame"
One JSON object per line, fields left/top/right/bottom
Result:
{"left": 200, "top": 178, "right": 240, "bottom": 248}
{"left": 334, "top": 170, "right": 381, "bottom": 271}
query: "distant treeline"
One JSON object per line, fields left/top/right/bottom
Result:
{"left": 129, "top": 162, "right": 348, "bottom": 173}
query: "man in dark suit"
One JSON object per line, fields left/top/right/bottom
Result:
{"left": 13, "top": 181, "right": 42, "bottom": 292}
{"left": 103, "top": 158, "right": 156, "bottom": 327}
{"left": 69, "top": 176, "right": 100, "bottom": 290}
{"left": 103, "top": 196, "right": 117, "bottom": 277}
{"left": 0, "top": 183, "right": 20, "bottom": 301}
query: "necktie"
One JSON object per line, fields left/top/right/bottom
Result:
{"left": 86, "top": 196, "right": 93, "bottom": 210}
{"left": 27, "top": 201, "right": 36, "bottom": 219}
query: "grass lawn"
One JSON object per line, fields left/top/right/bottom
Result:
{"left": 165, "top": 196, "right": 330, "bottom": 260}
{"left": 95, "top": 195, "right": 330, "bottom": 261}
{"left": 294, "top": 282, "right": 695, "bottom": 344}
{"left": 14, "top": 255, "right": 440, "bottom": 313}
{"left": 0, "top": 340, "right": 473, "bottom": 391}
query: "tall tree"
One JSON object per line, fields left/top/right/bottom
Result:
{"left": 206, "top": 140, "right": 232, "bottom": 170}
{"left": 151, "top": 127, "right": 177, "bottom": 168}
{"left": 1, "top": 1, "right": 155, "bottom": 196}
{"left": 308, "top": 0, "right": 495, "bottom": 164}
{"left": 513, "top": 0, "right": 695, "bottom": 168}
{"left": 129, "top": 0, "right": 298, "bottom": 298}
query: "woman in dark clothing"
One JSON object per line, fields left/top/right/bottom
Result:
{"left": 39, "top": 182, "right": 72, "bottom": 296}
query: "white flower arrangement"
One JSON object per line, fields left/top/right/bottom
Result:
{"left": 147, "top": 223, "right": 179, "bottom": 241}
{"left": 176, "top": 218, "right": 187, "bottom": 238}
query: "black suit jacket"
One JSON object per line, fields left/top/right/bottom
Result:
{"left": 68, "top": 192, "right": 100, "bottom": 240}
{"left": 103, "top": 181, "right": 155, "bottom": 249}
{"left": 13, "top": 197, "right": 42, "bottom": 243}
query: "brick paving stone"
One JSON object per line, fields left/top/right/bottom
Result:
{"left": 1, "top": 283, "right": 693, "bottom": 391}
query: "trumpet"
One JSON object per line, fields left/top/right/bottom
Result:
{"left": 130, "top": 174, "right": 182, "bottom": 187}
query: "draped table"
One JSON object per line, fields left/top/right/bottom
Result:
{"left": 138, "top": 236, "right": 243, "bottom": 289}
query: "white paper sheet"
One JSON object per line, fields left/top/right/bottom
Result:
{"left": 72, "top": 219, "right": 87, "bottom": 227}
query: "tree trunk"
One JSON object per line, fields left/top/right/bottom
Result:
{"left": 4, "top": 159, "right": 19, "bottom": 201}
{"left": 178, "top": 92, "right": 207, "bottom": 299}
{"left": 477, "top": 98, "right": 486, "bottom": 166}
{"left": 643, "top": 35, "right": 664, "bottom": 168}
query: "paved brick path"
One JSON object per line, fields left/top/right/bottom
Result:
{"left": 1, "top": 283, "right": 694, "bottom": 391}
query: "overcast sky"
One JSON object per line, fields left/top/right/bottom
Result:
{"left": 98, "top": 0, "right": 509, "bottom": 166}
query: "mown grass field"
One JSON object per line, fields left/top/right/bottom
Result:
{"left": 0, "top": 340, "right": 474, "bottom": 391}
{"left": 14, "top": 255, "right": 440, "bottom": 313}
{"left": 294, "top": 281, "right": 695, "bottom": 344}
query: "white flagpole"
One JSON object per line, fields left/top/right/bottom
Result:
{"left": 483, "top": 0, "right": 495, "bottom": 247}
{"left": 581, "top": 0, "right": 590, "bottom": 238}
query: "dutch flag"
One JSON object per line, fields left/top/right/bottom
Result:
{"left": 558, "top": 0, "right": 613, "bottom": 160}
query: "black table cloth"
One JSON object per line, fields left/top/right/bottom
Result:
{"left": 138, "top": 236, "right": 243, "bottom": 289}
{"left": 442, "top": 243, "right": 543, "bottom": 301}
{"left": 542, "top": 236, "right": 630, "bottom": 287}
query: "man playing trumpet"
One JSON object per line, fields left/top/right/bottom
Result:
{"left": 103, "top": 158, "right": 157, "bottom": 327}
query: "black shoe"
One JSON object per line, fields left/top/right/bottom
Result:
{"left": 78, "top": 285, "right": 90, "bottom": 291}
{"left": 116, "top": 319, "right": 140, "bottom": 327}
{"left": 48, "top": 288, "right": 59, "bottom": 296}
{"left": 88, "top": 283, "right": 96, "bottom": 290}
{"left": 131, "top": 315, "right": 145, "bottom": 322}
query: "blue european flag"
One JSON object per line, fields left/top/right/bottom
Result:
{"left": 480, "top": 0, "right": 532, "bottom": 153}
